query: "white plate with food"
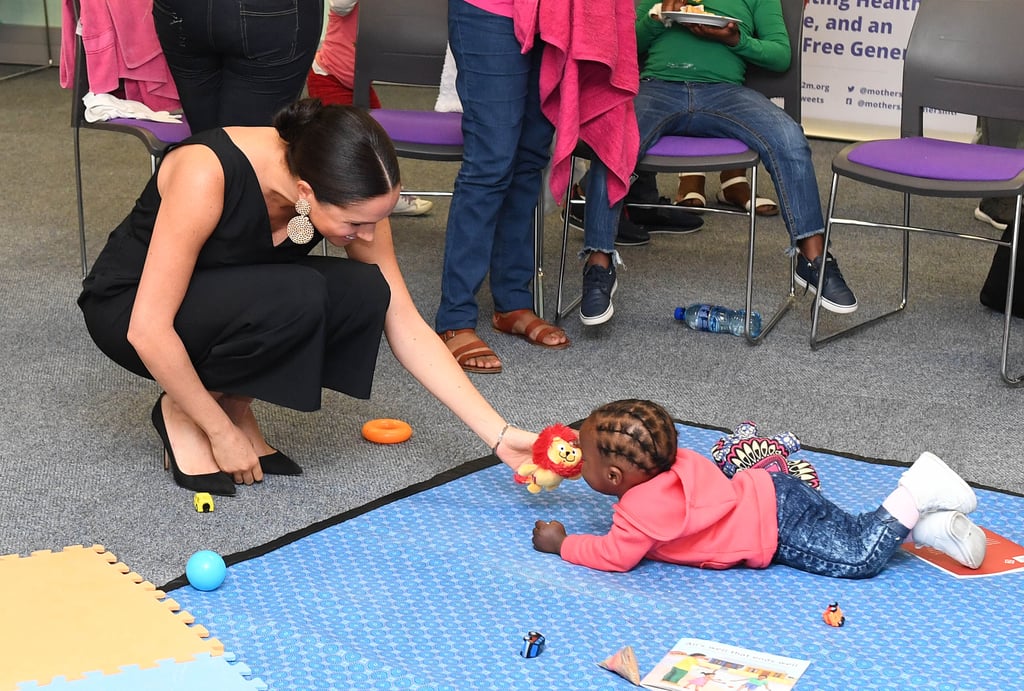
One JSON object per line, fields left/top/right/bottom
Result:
{"left": 662, "top": 10, "right": 743, "bottom": 27}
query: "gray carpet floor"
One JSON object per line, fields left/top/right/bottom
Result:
{"left": 1, "top": 67, "right": 1021, "bottom": 587}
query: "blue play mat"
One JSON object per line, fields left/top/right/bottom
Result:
{"left": 172, "top": 422, "right": 1024, "bottom": 690}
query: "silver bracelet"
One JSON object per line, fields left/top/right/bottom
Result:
{"left": 492, "top": 423, "right": 511, "bottom": 455}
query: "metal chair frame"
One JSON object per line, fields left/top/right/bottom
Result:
{"left": 810, "top": 0, "right": 1024, "bottom": 386}
{"left": 69, "top": 0, "right": 189, "bottom": 277}
{"left": 0, "top": 0, "right": 53, "bottom": 83}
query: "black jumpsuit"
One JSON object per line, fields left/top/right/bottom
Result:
{"left": 78, "top": 128, "right": 391, "bottom": 412}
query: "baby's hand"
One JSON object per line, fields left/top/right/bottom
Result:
{"left": 532, "top": 520, "right": 567, "bottom": 554}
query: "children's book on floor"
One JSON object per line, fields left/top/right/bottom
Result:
{"left": 901, "top": 527, "right": 1024, "bottom": 579}
{"left": 640, "top": 637, "right": 809, "bottom": 690}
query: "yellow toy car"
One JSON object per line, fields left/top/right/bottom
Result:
{"left": 193, "top": 492, "right": 215, "bottom": 513}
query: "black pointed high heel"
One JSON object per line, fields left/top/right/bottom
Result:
{"left": 151, "top": 394, "right": 236, "bottom": 496}
{"left": 259, "top": 450, "right": 303, "bottom": 476}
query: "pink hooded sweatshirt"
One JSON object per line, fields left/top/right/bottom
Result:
{"left": 561, "top": 448, "right": 779, "bottom": 572}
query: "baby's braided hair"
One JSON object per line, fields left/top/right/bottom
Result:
{"left": 586, "top": 399, "right": 678, "bottom": 475}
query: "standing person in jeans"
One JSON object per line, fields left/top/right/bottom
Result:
{"left": 305, "top": 0, "right": 434, "bottom": 217}
{"left": 576, "top": 0, "right": 858, "bottom": 326}
{"left": 436, "top": 0, "right": 570, "bottom": 375}
{"left": 153, "top": 0, "right": 324, "bottom": 133}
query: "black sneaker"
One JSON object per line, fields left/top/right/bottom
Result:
{"left": 974, "top": 205, "right": 1009, "bottom": 231}
{"left": 628, "top": 197, "right": 704, "bottom": 235}
{"left": 615, "top": 211, "right": 651, "bottom": 247}
{"left": 795, "top": 252, "right": 858, "bottom": 314}
{"left": 580, "top": 262, "right": 617, "bottom": 326}
{"left": 977, "top": 196, "right": 1014, "bottom": 231}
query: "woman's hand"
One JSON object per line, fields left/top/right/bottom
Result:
{"left": 495, "top": 426, "right": 538, "bottom": 472}
{"left": 532, "top": 520, "right": 567, "bottom": 554}
{"left": 208, "top": 426, "right": 264, "bottom": 485}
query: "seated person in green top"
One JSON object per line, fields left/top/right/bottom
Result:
{"left": 532, "top": 399, "right": 986, "bottom": 576}
{"left": 577, "top": 0, "right": 856, "bottom": 327}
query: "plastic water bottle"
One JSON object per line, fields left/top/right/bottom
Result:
{"left": 674, "top": 303, "right": 762, "bottom": 338}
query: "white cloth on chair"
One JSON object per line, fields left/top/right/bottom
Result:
{"left": 82, "top": 91, "right": 182, "bottom": 124}
{"left": 59, "top": 0, "right": 181, "bottom": 112}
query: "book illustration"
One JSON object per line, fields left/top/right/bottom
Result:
{"left": 640, "top": 637, "right": 809, "bottom": 690}
{"left": 901, "top": 526, "right": 1024, "bottom": 579}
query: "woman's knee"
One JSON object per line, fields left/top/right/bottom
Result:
{"left": 302, "top": 257, "right": 391, "bottom": 320}
{"left": 766, "top": 115, "right": 812, "bottom": 157}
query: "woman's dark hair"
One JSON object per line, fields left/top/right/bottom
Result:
{"left": 274, "top": 98, "right": 401, "bottom": 206}
{"left": 585, "top": 399, "right": 678, "bottom": 475}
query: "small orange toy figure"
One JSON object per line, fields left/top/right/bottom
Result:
{"left": 514, "top": 423, "right": 583, "bottom": 493}
{"left": 823, "top": 602, "right": 846, "bottom": 627}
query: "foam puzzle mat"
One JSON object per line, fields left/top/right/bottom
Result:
{"left": 169, "top": 422, "right": 1024, "bottom": 691}
{"left": 0, "top": 544, "right": 263, "bottom": 691}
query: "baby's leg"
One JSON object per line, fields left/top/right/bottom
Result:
{"left": 771, "top": 473, "right": 909, "bottom": 579}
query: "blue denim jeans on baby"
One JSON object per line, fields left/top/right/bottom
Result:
{"left": 771, "top": 472, "right": 910, "bottom": 579}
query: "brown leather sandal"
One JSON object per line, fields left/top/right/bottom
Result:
{"left": 492, "top": 309, "right": 571, "bottom": 350}
{"left": 439, "top": 329, "right": 502, "bottom": 374}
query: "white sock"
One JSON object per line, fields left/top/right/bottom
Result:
{"left": 882, "top": 485, "right": 920, "bottom": 530}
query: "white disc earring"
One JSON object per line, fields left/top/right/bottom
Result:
{"left": 287, "top": 197, "right": 315, "bottom": 244}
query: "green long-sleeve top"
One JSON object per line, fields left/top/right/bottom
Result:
{"left": 635, "top": 0, "right": 790, "bottom": 85}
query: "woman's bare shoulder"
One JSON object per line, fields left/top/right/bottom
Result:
{"left": 158, "top": 143, "right": 225, "bottom": 199}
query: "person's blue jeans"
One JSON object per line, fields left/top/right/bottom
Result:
{"left": 153, "top": 0, "right": 324, "bottom": 133}
{"left": 583, "top": 79, "right": 824, "bottom": 256}
{"left": 435, "top": 0, "right": 554, "bottom": 331}
{"left": 770, "top": 472, "right": 909, "bottom": 579}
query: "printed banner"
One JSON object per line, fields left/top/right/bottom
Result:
{"left": 799, "top": 0, "right": 976, "bottom": 142}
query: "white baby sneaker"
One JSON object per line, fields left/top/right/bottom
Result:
{"left": 899, "top": 452, "right": 977, "bottom": 515}
{"left": 911, "top": 510, "right": 987, "bottom": 569}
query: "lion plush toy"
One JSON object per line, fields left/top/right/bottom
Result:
{"left": 514, "top": 423, "right": 583, "bottom": 493}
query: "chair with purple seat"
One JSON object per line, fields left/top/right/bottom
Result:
{"left": 68, "top": 0, "right": 190, "bottom": 277}
{"left": 351, "top": 0, "right": 463, "bottom": 169}
{"left": 352, "top": 0, "right": 547, "bottom": 317}
{"left": 811, "top": 0, "right": 1024, "bottom": 385}
{"left": 553, "top": 0, "right": 805, "bottom": 341}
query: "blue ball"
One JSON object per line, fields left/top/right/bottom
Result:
{"left": 186, "top": 550, "right": 227, "bottom": 591}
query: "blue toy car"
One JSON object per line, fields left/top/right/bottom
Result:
{"left": 520, "top": 630, "right": 545, "bottom": 658}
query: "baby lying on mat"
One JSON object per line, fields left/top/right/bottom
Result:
{"left": 531, "top": 399, "right": 986, "bottom": 577}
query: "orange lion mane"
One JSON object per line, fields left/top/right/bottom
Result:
{"left": 513, "top": 423, "right": 584, "bottom": 492}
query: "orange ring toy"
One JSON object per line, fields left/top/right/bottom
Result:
{"left": 361, "top": 418, "right": 413, "bottom": 444}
